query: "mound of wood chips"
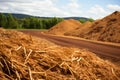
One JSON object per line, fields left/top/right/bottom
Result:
{"left": 72, "top": 11, "right": 120, "bottom": 43}
{"left": 47, "top": 19, "right": 81, "bottom": 35}
{"left": 0, "top": 28, "right": 120, "bottom": 80}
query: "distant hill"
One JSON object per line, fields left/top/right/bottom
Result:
{"left": 64, "top": 17, "right": 88, "bottom": 20}
{"left": 3, "top": 13, "right": 32, "bottom": 18}
{"left": 1, "top": 12, "right": 89, "bottom": 20}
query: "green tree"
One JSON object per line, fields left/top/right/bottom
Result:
{"left": 22, "top": 18, "right": 30, "bottom": 29}
{"left": 2, "top": 14, "right": 64, "bottom": 29}
{"left": 79, "top": 18, "right": 86, "bottom": 23}
{"left": 39, "top": 19, "right": 44, "bottom": 29}
{"left": 88, "top": 18, "right": 94, "bottom": 22}
{"left": 6, "top": 14, "right": 18, "bottom": 29}
{"left": 28, "top": 17, "right": 37, "bottom": 29}
{"left": 0, "top": 13, "right": 7, "bottom": 27}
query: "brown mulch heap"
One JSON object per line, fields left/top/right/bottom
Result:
{"left": 78, "top": 11, "right": 120, "bottom": 43}
{"left": 47, "top": 19, "right": 81, "bottom": 35}
{"left": 64, "top": 21, "right": 92, "bottom": 36}
{"left": 0, "top": 28, "right": 120, "bottom": 80}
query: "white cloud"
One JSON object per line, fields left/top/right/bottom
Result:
{"left": 0, "top": 0, "right": 65, "bottom": 17}
{"left": 60, "top": 0, "right": 82, "bottom": 17}
{"left": 67, "top": 2, "right": 80, "bottom": 9}
{"left": 88, "top": 5, "right": 110, "bottom": 19}
{"left": 88, "top": 5, "right": 107, "bottom": 15}
{"left": 0, "top": 0, "right": 118, "bottom": 19}
{"left": 0, "top": 0, "right": 34, "bottom": 3}
{"left": 0, "top": 0, "right": 85, "bottom": 18}
{"left": 68, "top": 0, "right": 79, "bottom": 9}
{"left": 69, "top": 0, "right": 78, "bottom": 2}
{"left": 107, "top": 4, "right": 120, "bottom": 11}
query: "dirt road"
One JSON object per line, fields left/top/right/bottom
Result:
{"left": 20, "top": 30, "right": 120, "bottom": 64}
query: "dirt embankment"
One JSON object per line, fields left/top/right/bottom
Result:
{"left": 0, "top": 28, "right": 120, "bottom": 80}
{"left": 47, "top": 19, "right": 81, "bottom": 35}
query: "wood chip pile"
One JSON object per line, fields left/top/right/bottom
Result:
{"left": 0, "top": 28, "right": 120, "bottom": 80}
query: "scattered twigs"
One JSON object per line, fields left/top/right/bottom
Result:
{"left": 111, "top": 68, "right": 116, "bottom": 76}
{"left": 35, "top": 50, "right": 46, "bottom": 53}
{"left": 16, "top": 46, "right": 22, "bottom": 51}
{"left": 71, "top": 57, "right": 79, "bottom": 61}
{"left": 111, "top": 68, "right": 119, "bottom": 79}
{"left": 71, "top": 56, "right": 82, "bottom": 64}
{"left": 0, "top": 61, "right": 4, "bottom": 67}
{"left": 11, "top": 61, "right": 14, "bottom": 69}
{"left": 23, "top": 47, "right": 27, "bottom": 57}
{"left": 24, "top": 49, "right": 33, "bottom": 65}
{"left": 64, "top": 62, "right": 76, "bottom": 77}
{"left": 3, "top": 73, "right": 13, "bottom": 80}
{"left": 12, "top": 59, "right": 26, "bottom": 67}
{"left": 1, "top": 57, "right": 11, "bottom": 75}
{"left": 31, "top": 71, "right": 46, "bottom": 74}
{"left": 28, "top": 67, "right": 33, "bottom": 80}
{"left": 59, "top": 61, "right": 76, "bottom": 77}
{"left": 16, "top": 71, "right": 21, "bottom": 80}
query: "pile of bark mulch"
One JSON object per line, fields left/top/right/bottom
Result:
{"left": 0, "top": 28, "right": 120, "bottom": 80}
{"left": 79, "top": 11, "right": 120, "bottom": 43}
{"left": 47, "top": 19, "right": 81, "bottom": 35}
{"left": 64, "top": 21, "right": 92, "bottom": 36}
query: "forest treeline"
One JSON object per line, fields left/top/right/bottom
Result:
{"left": 0, "top": 13, "right": 63, "bottom": 29}
{"left": 0, "top": 13, "right": 94, "bottom": 29}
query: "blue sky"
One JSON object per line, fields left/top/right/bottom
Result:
{"left": 0, "top": 0, "right": 120, "bottom": 19}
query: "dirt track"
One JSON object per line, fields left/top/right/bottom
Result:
{"left": 20, "top": 30, "right": 120, "bottom": 64}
